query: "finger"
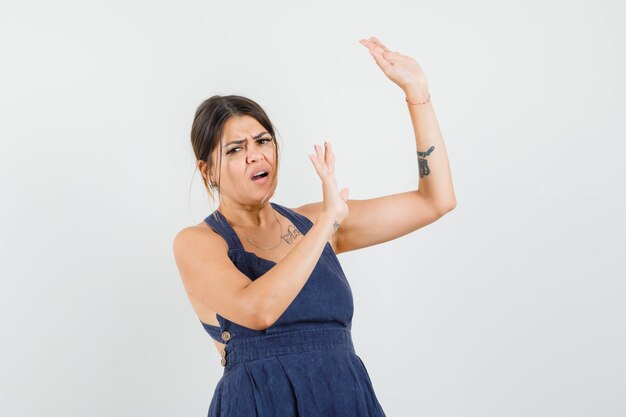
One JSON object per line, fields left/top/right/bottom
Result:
{"left": 340, "top": 187, "right": 350, "bottom": 201}
{"left": 314, "top": 143, "right": 325, "bottom": 164}
{"left": 309, "top": 154, "right": 322, "bottom": 176}
{"left": 369, "top": 47, "right": 394, "bottom": 73}
{"left": 381, "top": 51, "right": 402, "bottom": 64}
{"left": 369, "top": 36, "right": 391, "bottom": 52}
{"left": 323, "top": 141, "right": 332, "bottom": 161}
{"left": 324, "top": 141, "right": 335, "bottom": 171}
{"left": 314, "top": 144, "right": 330, "bottom": 176}
{"left": 359, "top": 39, "right": 380, "bottom": 54}
{"left": 364, "top": 37, "right": 404, "bottom": 62}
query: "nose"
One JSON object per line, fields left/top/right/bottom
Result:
{"left": 246, "top": 144, "right": 264, "bottom": 163}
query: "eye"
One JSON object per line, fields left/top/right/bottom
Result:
{"left": 226, "top": 146, "right": 241, "bottom": 155}
{"left": 226, "top": 137, "right": 272, "bottom": 155}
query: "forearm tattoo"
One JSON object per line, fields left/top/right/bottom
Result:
{"left": 417, "top": 145, "right": 435, "bottom": 178}
{"left": 333, "top": 220, "right": 340, "bottom": 234}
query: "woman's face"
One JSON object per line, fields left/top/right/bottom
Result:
{"left": 209, "top": 114, "right": 276, "bottom": 205}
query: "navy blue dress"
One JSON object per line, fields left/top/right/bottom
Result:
{"left": 199, "top": 202, "right": 387, "bottom": 417}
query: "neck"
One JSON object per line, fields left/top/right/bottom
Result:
{"left": 218, "top": 201, "right": 276, "bottom": 229}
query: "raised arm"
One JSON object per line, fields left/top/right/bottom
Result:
{"left": 326, "top": 37, "right": 456, "bottom": 254}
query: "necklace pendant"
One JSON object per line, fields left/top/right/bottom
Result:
{"left": 240, "top": 207, "right": 284, "bottom": 250}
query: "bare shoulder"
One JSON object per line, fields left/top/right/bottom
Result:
{"left": 290, "top": 202, "right": 323, "bottom": 223}
{"left": 290, "top": 202, "right": 339, "bottom": 254}
{"left": 172, "top": 221, "right": 227, "bottom": 258}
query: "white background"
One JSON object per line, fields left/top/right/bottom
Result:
{"left": 1, "top": 0, "right": 625, "bottom": 416}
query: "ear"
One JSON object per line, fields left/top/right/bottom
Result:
{"left": 197, "top": 160, "right": 209, "bottom": 182}
{"left": 207, "top": 166, "right": 216, "bottom": 184}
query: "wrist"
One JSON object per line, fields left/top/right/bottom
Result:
{"left": 404, "top": 84, "right": 430, "bottom": 103}
{"left": 316, "top": 211, "right": 340, "bottom": 237}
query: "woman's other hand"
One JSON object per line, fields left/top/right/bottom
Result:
{"left": 308, "top": 141, "right": 349, "bottom": 225}
{"left": 359, "top": 36, "right": 429, "bottom": 96}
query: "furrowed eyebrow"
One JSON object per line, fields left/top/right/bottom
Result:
{"left": 223, "top": 131, "right": 270, "bottom": 148}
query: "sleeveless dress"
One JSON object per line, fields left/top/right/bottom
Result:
{"left": 199, "top": 202, "right": 387, "bottom": 417}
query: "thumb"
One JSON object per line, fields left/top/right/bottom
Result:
{"left": 340, "top": 188, "right": 350, "bottom": 201}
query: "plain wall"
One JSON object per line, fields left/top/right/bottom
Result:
{"left": 1, "top": 0, "right": 624, "bottom": 416}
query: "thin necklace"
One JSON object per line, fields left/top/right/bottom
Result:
{"left": 239, "top": 208, "right": 283, "bottom": 250}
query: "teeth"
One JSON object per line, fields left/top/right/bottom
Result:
{"left": 253, "top": 171, "right": 267, "bottom": 178}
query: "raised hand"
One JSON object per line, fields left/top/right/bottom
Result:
{"left": 308, "top": 141, "right": 350, "bottom": 225}
{"left": 359, "top": 36, "right": 429, "bottom": 95}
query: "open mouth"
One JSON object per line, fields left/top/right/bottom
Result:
{"left": 251, "top": 171, "right": 270, "bottom": 181}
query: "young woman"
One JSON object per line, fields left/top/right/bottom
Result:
{"left": 173, "top": 36, "right": 456, "bottom": 417}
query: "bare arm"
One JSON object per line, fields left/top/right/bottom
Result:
{"left": 329, "top": 88, "right": 456, "bottom": 254}
{"left": 361, "top": 36, "right": 456, "bottom": 210}
{"left": 174, "top": 141, "right": 347, "bottom": 331}
{"left": 173, "top": 214, "right": 336, "bottom": 331}
{"left": 243, "top": 212, "right": 337, "bottom": 328}
{"left": 405, "top": 85, "right": 456, "bottom": 208}
{"left": 294, "top": 37, "right": 457, "bottom": 255}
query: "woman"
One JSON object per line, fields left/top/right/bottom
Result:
{"left": 173, "top": 36, "right": 456, "bottom": 417}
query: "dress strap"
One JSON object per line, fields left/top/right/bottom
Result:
{"left": 200, "top": 319, "right": 224, "bottom": 342}
{"left": 204, "top": 202, "right": 315, "bottom": 252}
{"left": 203, "top": 210, "right": 244, "bottom": 251}
{"left": 270, "top": 202, "right": 314, "bottom": 235}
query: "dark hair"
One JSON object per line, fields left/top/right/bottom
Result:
{"left": 190, "top": 95, "right": 280, "bottom": 217}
